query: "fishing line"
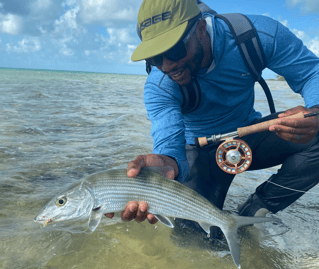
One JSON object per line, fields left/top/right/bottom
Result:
{"left": 267, "top": 181, "right": 319, "bottom": 195}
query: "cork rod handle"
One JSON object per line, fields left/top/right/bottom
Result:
{"left": 195, "top": 137, "right": 209, "bottom": 148}
{"left": 237, "top": 112, "right": 305, "bottom": 137}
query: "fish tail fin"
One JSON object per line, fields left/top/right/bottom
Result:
{"left": 220, "top": 215, "right": 281, "bottom": 268}
{"left": 221, "top": 226, "right": 241, "bottom": 268}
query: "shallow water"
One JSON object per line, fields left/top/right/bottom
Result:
{"left": 1, "top": 68, "right": 319, "bottom": 269}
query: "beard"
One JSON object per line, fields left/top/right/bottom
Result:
{"left": 186, "top": 39, "right": 205, "bottom": 79}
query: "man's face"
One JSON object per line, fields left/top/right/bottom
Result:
{"left": 157, "top": 31, "right": 204, "bottom": 86}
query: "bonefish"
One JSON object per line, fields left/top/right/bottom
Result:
{"left": 34, "top": 169, "right": 280, "bottom": 268}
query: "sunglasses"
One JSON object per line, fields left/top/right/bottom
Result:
{"left": 146, "top": 20, "right": 200, "bottom": 66}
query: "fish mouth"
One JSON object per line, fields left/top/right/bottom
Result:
{"left": 43, "top": 218, "right": 53, "bottom": 226}
{"left": 34, "top": 214, "right": 53, "bottom": 226}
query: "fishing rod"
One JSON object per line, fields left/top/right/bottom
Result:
{"left": 194, "top": 111, "right": 319, "bottom": 175}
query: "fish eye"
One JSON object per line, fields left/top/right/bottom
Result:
{"left": 56, "top": 197, "right": 67, "bottom": 207}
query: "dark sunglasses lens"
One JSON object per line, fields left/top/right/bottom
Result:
{"left": 146, "top": 40, "right": 187, "bottom": 66}
{"left": 164, "top": 41, "right": 187, "bottom": 61}
{"left": 146, "top": 55, "right": 162, "bottom": 66}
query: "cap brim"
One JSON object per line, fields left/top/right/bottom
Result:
{"left": 131, "top": 21, "right": 188, "bottom": 62}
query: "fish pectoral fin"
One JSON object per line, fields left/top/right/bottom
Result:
{"left": 153, "top": 214, "right": 174, "bottom": 228}
{"left": 198, "top": 222, "right": 212, "bottom": 235}
{"left": 88, "top": 208, "right": 103, "bottom": 232}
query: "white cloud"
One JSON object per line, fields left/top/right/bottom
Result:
{"left": 30, "top": 0, "right": 53, "bottom": 12}
{"left": 107, "top": 28, "right": 135, "bottom": 44}
{"left": 290, "top": 28, "right": 319, "bottom": 57}
{"left": 53, "top": 5, "right": 80, "bottom": 36}
{"left": 0, "top": 0, "right": 142, "bottom": 62}
{"left": 0, "top": 13, "right": 22, "bottom": 35}
{"left": 52, "top": 4, "right": 83, "bottom": 57}
{"left": 292, "top": 29, "right": 308, "bottom": 40}
{"left": 79, "top": 0, "right": 142, "bottom": 26}
{"left": 90, "top": 25, "right": 138, "bottom": 64}
{"left": 276, "top": 17, "right": 319, "bottom": 57}
{"left": 6, "top": 38, "right": 41, "bottom": 53}
{"left": 287, "top": 0, "right": 319, "bottom": 14}
{"left": 127, "top": 44, "right": 137, "bottom": 64}
{"left": 279, "top": 19, "right": 289, "bottom": 27}
{"left": 63, "top": 0, "right": 77, "bottom": 6}
{"left": 308, "top": 38, "right": 319, "bottom": 56}
{"left": 59, "top": 43, "right": 74, "bottom": 56}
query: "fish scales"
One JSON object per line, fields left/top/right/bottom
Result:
{"left": 88, "top": 175, "right": 225, "bottom": 224}
{"left": 34, "top": 168, "right": 281, "bottom": 268}
{"left": 90, "top": 172, "right": 218, "bottom": 213}
{"left": 92, "top": 181, "right": 208, "bottom": 216}
{"left": 88, "top": 172, "right": 234, "bottom": 235}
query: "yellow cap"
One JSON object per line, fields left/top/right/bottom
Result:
{"left": 131, "top": 0, "right": 201, "bottom": 62}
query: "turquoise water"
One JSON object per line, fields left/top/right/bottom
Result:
{"left": 0, "top": 68, "right": 319, "bottom": 269}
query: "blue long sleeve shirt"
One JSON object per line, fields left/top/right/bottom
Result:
{"left": 143, "top": 14, "right": 319, "bottom": 182}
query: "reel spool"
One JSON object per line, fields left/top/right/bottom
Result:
{"left": 216, "top": 139, "right": 252, "bottom": 174}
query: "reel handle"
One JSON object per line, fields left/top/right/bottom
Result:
{"left": 237, "top": 112, "right": 305, "bottom": 137}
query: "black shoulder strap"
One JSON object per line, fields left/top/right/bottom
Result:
{"left": 216, "top": 13, "right": 266, "bottom": 80}
{"left": 215, "top": 13, "right": 276, "bottom": 114}
{"left": 180, "top": 79, "right": 202, "bottom": 114}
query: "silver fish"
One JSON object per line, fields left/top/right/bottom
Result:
{"left": 34, "top": 169, "right": 280, "bottom": 268}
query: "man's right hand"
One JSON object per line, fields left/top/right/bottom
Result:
{"left": 127, "top": 154, "right": 178, "bottom": 180}
{"left": 105, "top": 154, "right": 179, "bottom": 224}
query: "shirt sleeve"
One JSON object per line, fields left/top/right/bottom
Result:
{"left": 265, "top": 20, "right": 319, "bottom": 108}
{"left": 144, "top": 71, "right": 190, "bottom": 182}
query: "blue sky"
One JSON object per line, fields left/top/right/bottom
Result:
{"left": 0, "top": 0, "right": 318, "bottom": 78}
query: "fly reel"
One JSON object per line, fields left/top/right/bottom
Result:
{"left": 216, "top": 139, "right": 252, "bottom": 174}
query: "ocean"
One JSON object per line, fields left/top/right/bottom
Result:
{"left": 1, "top": 67, "right": 319, "bottom": 269}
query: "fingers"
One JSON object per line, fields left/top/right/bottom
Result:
{"left": 105, "top": 213, "right": 114, "bottom": 219}
{"left": 127, "top": 154, "right": 178, "bottom": 179}
{"left": 269, "top": 120, "right": 313, "bottom": 134}
{"left": 127, "top": 155, "right": 146, "bottom": 178}
{"left": 270, "top": 127, "right": 306, "bottom": 143}
{"left": 121, "top": 201, "right": 147, "bottom": 222}
{"left": 270, "top": 116, "right": 318, "bottom": 134}
{"left": 274, "top": 117, "right": 316, "bottom": 128}
{"left": 270, "top": 117, "right": 318, "bottom": 143}
{"left": 127, "top": 154, "right": 165, "bottom": 178}
{"left": 120, "top": 201, "right": 157, "bottom": 224}
{"left": 147, "top": 214, "right": 158, "bottom": 224}
{"left": 278, "top": 105, "right": 305, "bottom": 118}
{"left": 162, "top": 167, "right": 176, "bottom": 180}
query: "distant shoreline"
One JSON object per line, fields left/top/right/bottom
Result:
{"left": 0, "top": 66, "right": 287, "bottom": 81}
{"left": 268, "top": 75, "right": 286, "bottom": 81}
{"left": 0, "top": 67, "right": 148, "bottom": 77}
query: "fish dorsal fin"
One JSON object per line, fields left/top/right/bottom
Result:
{"left": 198, "top": 221, "right": 211, "bottom": 235}
{"left": 154, "top": 214, "right": 174, "bottom": 228}
{"left": 88, "top": 207, "right": 103, "bottom": 232}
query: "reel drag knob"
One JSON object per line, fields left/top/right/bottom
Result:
{"left": 216, "top": 139, "right": 252, "bottom": 174}
{"left": 226, "top": 150, "right": 242, "bottom": 164}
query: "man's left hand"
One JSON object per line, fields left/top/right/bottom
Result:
{"left": 269, "top": 105, "right": 319, "bottom": 144}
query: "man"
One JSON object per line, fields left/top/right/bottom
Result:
{"left": 106, "top": 0, "right": 319, "bottom": 237}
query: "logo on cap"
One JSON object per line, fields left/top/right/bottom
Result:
{"left": 140, "top": 11, "right": 172, "bottom": 32}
